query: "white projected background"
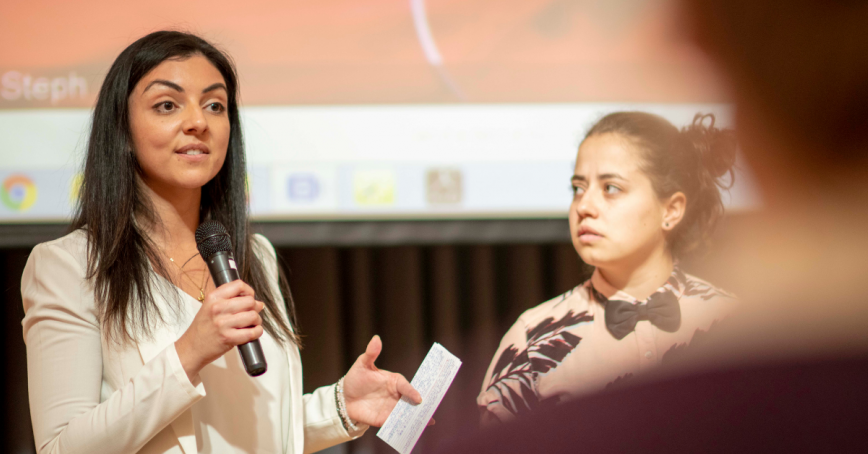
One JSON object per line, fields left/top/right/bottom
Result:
{"left": 0, "top": 0, "right": 761, "bottom": 222}
{"left": 0, "top": 104, "right": 760, "bottom": 223}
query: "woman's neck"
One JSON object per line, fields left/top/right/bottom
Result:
{"left": 598, "top": 248, "right": 674, "bottom": 301}
{"left": 139, "top": 178, "right": 202, "bottom": 251}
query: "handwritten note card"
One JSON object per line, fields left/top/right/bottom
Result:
{"left": 376, "top": 343, "right": 462, "bottom": 454}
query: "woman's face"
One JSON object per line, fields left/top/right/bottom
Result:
{"left": 128, "top": 54, "right": 230, "bottom": 194}
{"left": 569, "top": 133, "right": 682, "bottom": 270}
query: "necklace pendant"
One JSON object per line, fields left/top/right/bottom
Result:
{"left": 198, "top": 290, "right": 205, "bottom": 302}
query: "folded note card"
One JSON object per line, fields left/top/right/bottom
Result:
{"left": 376, "top": 343, "right": 462, "bottom": 454}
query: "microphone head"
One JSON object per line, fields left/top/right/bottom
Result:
{"left": 195, "top": 220, "right": 233, "bottom": 259}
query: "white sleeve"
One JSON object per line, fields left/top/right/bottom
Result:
{"left": 302, "top": 384, "right": 368, "bottom": 454}
{"left": 22, "top": 242, "right": 206, "bottom": 454}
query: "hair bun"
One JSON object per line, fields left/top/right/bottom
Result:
{"left": 682, "top": 113, "right": 738, "bottom": 185}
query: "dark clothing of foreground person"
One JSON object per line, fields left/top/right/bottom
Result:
{"left": 445, "top": 355, "right": 868, "bottom": 453}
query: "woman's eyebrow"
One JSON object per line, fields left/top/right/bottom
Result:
{"left": 141, "top": 81, "right": 226, "bottom": 95}
{"left": 143, "top": 79, "right": 183, "bottom": 94}
{"left": 202, "top": 83, "right": 227, "bottom": 94}
{"left": 573, "top": 173, "right": 626, "bottom": 182}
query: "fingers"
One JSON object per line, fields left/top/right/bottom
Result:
{"left": 360, "top": 335, "right": 382, "bottom": 370}
{"left": 207, "top": 291, "right": 264, "bottom": 346}
{"left": 220, "top": 298, "right": 263, "bottom": 335}
{"left": 208, "top": 296, "right": 262, "bottom": 323}
{"left": 226, "top": 308, "right": 262, "bottom": 330}
{"left": 224, "top": 296, "right": 263, "bottom": 314}
{"left": 229, "top": 324, "right": 263, "bottom": 345}
{"left": 208, "top": 279, "right": 255, "bottom": 302}
{"left": 394, "top": 373, "right": 422, "bottom": 404}
{"left": 427, "top": 418, "right": 436, "bottom": 426}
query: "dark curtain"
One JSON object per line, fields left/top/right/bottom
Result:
{"left": 284, "top": 243, "right": 588, "bottom": 453}
{"left": 1, "top": 248, "right": 33, "bottom": 453}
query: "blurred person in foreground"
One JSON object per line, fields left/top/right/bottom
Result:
{"left": 446, "top": 0, "right": 868, "bottom": 451}
{"left": 478, "top": 111, "right": 739, "bottom": 426}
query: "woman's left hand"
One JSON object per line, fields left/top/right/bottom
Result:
{"left": 342, "top": 335, "right": 433, "bottom": 427}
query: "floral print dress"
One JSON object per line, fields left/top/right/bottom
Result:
{"left": 478, "top": 267, "right": 736, "bottom": 423}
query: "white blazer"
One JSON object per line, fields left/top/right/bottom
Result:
{"left": 21, "top": 230, "right": 366, "bottom": 454}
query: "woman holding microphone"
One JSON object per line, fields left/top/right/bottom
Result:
{"left": 21, "top": 31, "right": 420, "bottom": 454}
{"left": 478, "top": 111, "right": 739, "bottom": 425}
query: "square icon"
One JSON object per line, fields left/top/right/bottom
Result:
{"left": 426, "top": 168, "right": 462, "bottom": 205}
{"left": 353, "top": 169, "right": 396, "bottom": 206}
{"left": 287, "top": 173, "right": 321, "bottom": 203}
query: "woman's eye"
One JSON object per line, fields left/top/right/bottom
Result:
{"left": 572, "top": 185, "right": 585, "bottom": 196}
{"left": 154, "top": 101, "right": 175, "bottom": 113}
{"left": 605, "top": 184, "right": 621, "bottom": 194}
{"left": 206, "top": 102, "right": 226, "bottom": 113}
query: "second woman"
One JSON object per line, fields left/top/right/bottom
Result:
{"left": 478, "top": 111, "right": 739, "bottom": 425}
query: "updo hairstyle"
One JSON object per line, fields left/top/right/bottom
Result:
{"left": 584, "top": 112, "right": 738, "bottom": 257}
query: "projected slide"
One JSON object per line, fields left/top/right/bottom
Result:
{"left": 0, "top": 0, "right": 759, "bottom": 222}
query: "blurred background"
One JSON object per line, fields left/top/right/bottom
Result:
{"left": 0, "top": 0, "right": 760, "bottom": 452}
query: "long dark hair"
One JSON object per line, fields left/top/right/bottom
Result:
{"left": 584, "top": 112, "right": 737, "bottom": 257}
{"left": 71, "top": 30, "right": 299, "bottom": 346}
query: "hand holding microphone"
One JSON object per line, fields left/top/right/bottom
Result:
{"left": 175, "top": 221, "right": 268, "bottom": 381}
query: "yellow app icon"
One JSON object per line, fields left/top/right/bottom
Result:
{"left": 353, "top": 170, "right": 395, "bottom": 206}
{"left": 69, "top": 173, "right": 83, "bottom": 204}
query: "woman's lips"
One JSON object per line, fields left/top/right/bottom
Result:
{"left": 577, "top": 226, "right": 603, "bottom": 244}
{"left": 579, "top": 233, "right": 602, "bottom": 244}
{"left": 175, "top": 143, "right": 210, "bottom": 162}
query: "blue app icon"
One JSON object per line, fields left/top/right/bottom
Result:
{"left": 287, "top": 173, "right": 320, "bottom": 202}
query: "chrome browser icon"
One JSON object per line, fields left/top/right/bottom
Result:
{"left": 1, "top": 174, "right": 38, "bottom": 211}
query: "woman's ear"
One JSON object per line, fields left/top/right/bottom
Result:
{"left": 662, "top": 192, "right": 686, "bottom": 231}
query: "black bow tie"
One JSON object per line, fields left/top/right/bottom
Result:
{"left": 600, "top": 290, "right": 682, "bottom": 340}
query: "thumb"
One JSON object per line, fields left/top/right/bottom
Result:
{"left": 361, "top": 335, "right": 382, "bottom": 369}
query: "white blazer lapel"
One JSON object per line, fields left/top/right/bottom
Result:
{"left": 135, "top": 276, "right": 193, "bottom": 363}
{"left": 170, "top": 410, "right": 199, "bottom": 454}
{"left": 136, "top": 277, "right": 202, "bottom": 454}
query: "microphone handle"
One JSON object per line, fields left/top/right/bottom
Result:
{"left": 205, "top": 251, "right": 268, "bottom": 377}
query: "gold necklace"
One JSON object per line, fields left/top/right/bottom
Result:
{"left": 169, "top": 253, "right": 209, "bottom": 302}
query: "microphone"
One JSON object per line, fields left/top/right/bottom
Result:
{"left": 195, "top": 220, "right": 267, "bottom": 377}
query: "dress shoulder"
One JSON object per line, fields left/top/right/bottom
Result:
{"left": 679, "top": 271, "right": 737, "bottom": 302}
{"left": 516, "top": 281, "right": 593, "bottom": 328}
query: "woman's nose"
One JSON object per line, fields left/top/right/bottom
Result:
{"left": 183, "top": 106, "right": 208, "bottom": 135}
{"left": 576, "top": 189, "right": 600, "bottom": 219}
